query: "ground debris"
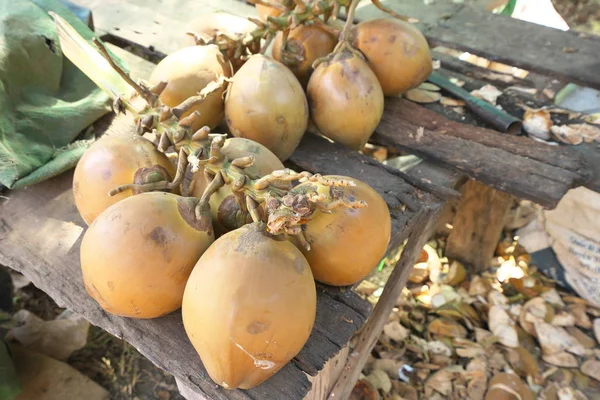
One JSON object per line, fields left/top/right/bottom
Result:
{"left": 353, "top": 230, "right": 600, "bottom": 400}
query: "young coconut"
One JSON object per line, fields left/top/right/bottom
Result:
{"left": 352, "top": 18, "right": 433, "bottom": 96}
{"left": 307, "top": 44, "right": 384, "bottom": 151}
{"left": 282, "top": 175, "right": 391, "bottom": 286}
{"left": 73, "top": 133, "right": 177, "bottom": 225}
{"left": 80, "top": 192, "right": 214, "bottom": 319}
{"left": 182, "top": 13, "right": 261, "bottom": 71}
{"left": 224, "top": 54, "right": 308, "bottom": 161}
{"left": 182, "top": 204, "right": 316, "bottom": 389}
{"left": 148, "top": 45, "right": 233, "bottom": 131}
{"left": 189, "top": 137, "right": 286, "bottom": 236}
{"left": 272, "top": 22, "right": 338, "bottom": 87}
{"left": 255, "top": 0, "right": 293, "bottom": 21}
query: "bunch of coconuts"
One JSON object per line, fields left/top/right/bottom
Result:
{"left": 164, "top": 0, "right": 433, "bottom": 161}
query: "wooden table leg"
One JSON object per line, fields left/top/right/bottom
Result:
{"left": 327, "top": 207, "right": 441, "bottom": 400}
{"left": 445, "top": 179, "right": 515, "bottom": 271}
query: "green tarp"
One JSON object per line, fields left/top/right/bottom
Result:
{"left": 0, "top": 0, "right": 118, "bottom": 189}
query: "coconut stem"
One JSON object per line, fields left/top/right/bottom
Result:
{"left": 338, "top": 0, "right": 359, "bottom": 43}
{"left": 260, "top": 33, "right": 275, "bottom": 54}
{"left": 254, "top": 169, "right": 312, "bottom": 190}
{"left": 370, "top": 0, "right": 418, "bottom": 23}
{"left": 93, "top": 38, "right": 158, "bottom": 107}
{"left": 171, "top": 75, "right": 228, "bottom": 119}
{"left": 246, "top": 195, "right": 263, "bottom": 224}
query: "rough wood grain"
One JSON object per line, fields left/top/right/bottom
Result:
{"left": 356, "top": 0, "right": 600, "bottom": 90}
{"left": 445, "top": 179, "right": 514, "bottom": 270}
{"left": 370, "top": 98, "right": 589, "bottom": 208}
{"left": 328, "top": 207, "right": 441, "bottom": 400}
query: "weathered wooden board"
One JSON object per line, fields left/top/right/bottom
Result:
{"left": 72, "top": 0, "right": 258, "bottom": 59}
{"left": 356, "top": 0, "right": 600, "bottom": 90}
{"left": 445, "top": 179, "right": 514, "bottom": 269}
{"left": 370, "top": 98, "right": 590, "bottom": 208}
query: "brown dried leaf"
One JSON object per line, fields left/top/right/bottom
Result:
{"left": 425, "top": 340, "right": 453, "bottom": 357}
{"left": 440, "top": 96, "right": 466, "bottom": 107}
{"left": 455, "top": 339, "right": 486, "bottom": 359}
{"left": 535, "top": 321, "right": 588, "bottom": 356}
{"left": 566, "top": 327, "right": 596, "bottom": 349}
{"left": 520, "top": 297, "right": 548, "bottom": 335}
{"left": 425, "top": 368, "right": 455, "bottom": 397}
{"left": 485, "top": 373, "right": 534, "bottom": 400}
{"left": 475, "top": 328, "right": 493, "bottom": 344}
{"left": 580, "top": 359, "right": 600, "bottom": 382}
{"left": 523, "top": 109, "right": 553, "bottom": 140}
{"left": 488, "top": 290, "right": 509, "bottom": 306}
{"left": 542, "top": 351, "right": 579, "bottom": 368}
{"left": 488, "top": 350, "right": 509, "bottom": 372}
{"left": 418, "top": 82, "right": 441, "bottom": 92}
{"left": 444, "top": 261, "right": 467, "bottom": 286}
{"left": 391, "top": 381, "right": 418, "bottom": 400}
{"left": 471, "top": 84, "right": 503, "bottom": 105}
{"left": 365, "top": 369, "right": 392, "bottom": 393}
{"left": 371, "top": 359, "right": 403, "bottom": 380}
{"left": 469, "top": 276, "right": 491, "bottom": 297}
{"left": 551, "top": 125, "right": 584, "bottom": 145}
{"left": 557, "top": 387, "right": 589, "bottom": 400}
{"left": 594, "top": 319, "right": 600, "bottom": 344}
{"left": 409, "top": 264, "right": 429, "bottom": 283}
{"left": 542, "top": 289, "right": 565, "bottom": 307}
{"left": 350, "top": 379, "right": 379, "bottom": 400}
{"left": 405, "top": 88, "right": 442, "bottom": 104}
{"left": 506, "top": 347, "right": 540, "bottom": 379}
{"left": 356, "top": 280, "right": 379, "bottom": 296}
{"left": 507, "top": 86, "right": 538, "bottom": 95}
{"left": 383, "top": 321, "right": 409, "bottom": 343}
{"left": 467, "top": 376, "right": 487, "bottom": 400}
{"left": 428, "top": 318, "right": 468, "bottom": 338}
{"left": 551, "top": 312, "right": 576, "bottom": 327}
{"left": 489, "top": 305, "right": 519, "bottom": 348}
{"left": 569, "top": 304, "right": 592, "bottom": 329}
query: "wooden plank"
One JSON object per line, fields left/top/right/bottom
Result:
{"left": 72, "top": 0, "right": 257, "bottom": 59}
{"left": 355, "top": 1, "right": 600, "bottom": 90}
{"left": 305, "top": 346, "right": 349, "bottom": 400}
{"left": 445, "top": 179, "right": 514, "bottom": 270}
{"left": 328, "top": 206, "right": 441, "bottom": 400}
{"left": 370, "top": 98, "right": 589, "bottom": 208}
{"left": 0, "top": 110, "right": 441, "bottom": 399}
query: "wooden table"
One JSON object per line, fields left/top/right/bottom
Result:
{"left": 1, "top": 0, "right": 597, "bottom": 399}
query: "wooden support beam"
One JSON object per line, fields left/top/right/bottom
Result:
{"left": 445, "top": 180, "right": 514, "bottom": 271}
{"left": 327, "top": 206, "right": 441, "bottom": 400}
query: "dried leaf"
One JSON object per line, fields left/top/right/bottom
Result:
{"left": 440, "top": 97, "right": 466, "bottom": 107}
{"left": 520, "top": 297, "right": 548, "bottom": 335}
{"left": 485, "top": 373, "right": 534, "bottom": 400}
{"left": 509, "top": 276, "right": 545, "bottom": 298}
{"left": 580, "top": 359, "right": 600, "bottom": 382}
{"left": 383, "top": 321, "right": 409, "bottom": 342}
{"left": 467, "top": 376, "right": 487, "bottom": 400}
{"left": 551, "top": 125, "right": 584, "bottom": 145}
{"left": 444, "top": 261, "right": 466, "bottom": 286}
{"left": 371, "top": 359, "right": 403, "bottom": 380}
{"left": 365, "top": 369, "right": 392, "bottom": 393}
{"left": 543, "top": 351, "right": 579, "bottom": 368}
{"left": 551, "top": 312, "right": 576, "bottom": 327}
{"left": 418, "top": 82, "right": 441, "bottom": 91}
{"left": 428, "top": 318, "right": 468, "bottom": 338}
{"left": 582, "top": 113, "right": 600, "bottom": 125}
{"left": 594, "top": 319, "right": 600, "bottom": 344}
{"left": 471, "top": 84, "right": 503, "bottom": 105}
{"left": 475, "top": 328, "right": 493, "bottom": 344}
{"left": 488, "top": 290, "right": 509, "bottom": 306}
{"left": 469, "top": 276, "right": 491, "bottom": 297}
{"left": 523, "top": 109, "right": 553, "bottom": 140}
{"left": 507, "top": 86, "right": 538, "bottom": 95}
{"left": 489, "top": 306, "right": 519, "bottom": 348}
{"left": 350, "top": 379, "right": 379, "bottom": 400}
{"left": 565, "top": 327, "right": 596, "bottom": 349}
{"left": 405, "top": 88, "right": 442, "bottom": 104}
{"left": 449, "top": 77, "right": 465, "bottom": 87}
{"left": 488, "top": 350, "right": 509, "bottom": 372}
{"left": 409, "top": 264, "right": 429, "bottom": 283}
{"left": 541, "top": 289, "right": 565, "bottom": 307}
{"left": 506, "top": 347, "right": 540, "bottom": 379}
{"left": 391, "top": 381, "right": 418, "bottom": 400}
{"left": 535, "top": 321, "right": 588, "bottom": 356}
{"left": 425, "top": 368, "right": 454, "bottom": 396}
{"left": 425, "top": 340, "right": 453, "bottom": 357}
{"left": 557, "top": 386, "right": 589, "bottom": 400}
{"left": 356, "top": 280, "right": 379, "bottom": 296}
{"left": 569, "top": 304, "right": 592, "bottom": 329}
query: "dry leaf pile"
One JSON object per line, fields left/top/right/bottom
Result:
{"left": 353, "top": 238, "right": 600, "bottom": 400}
